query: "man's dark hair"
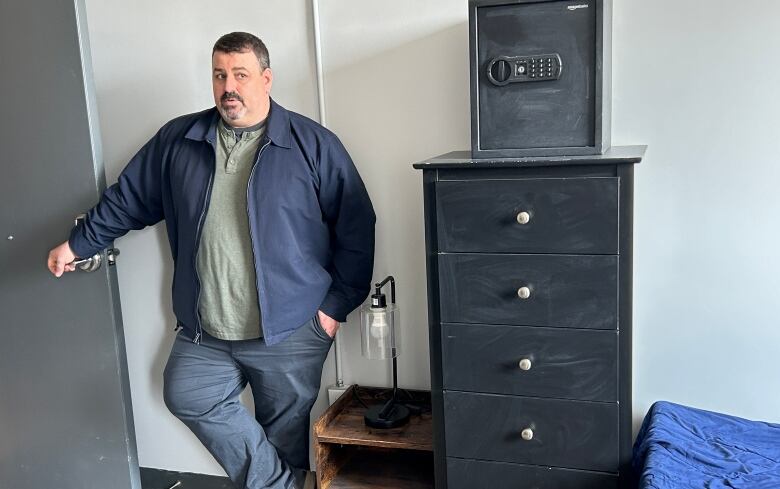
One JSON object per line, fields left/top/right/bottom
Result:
{"left": 213, "top": 32, "right": 270, "bottom": 70}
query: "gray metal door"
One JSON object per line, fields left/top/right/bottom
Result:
{"left": 0, "top": 1, "right": 140, "bottom": 488}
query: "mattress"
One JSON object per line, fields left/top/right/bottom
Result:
{"left": 633, "top": 401, "right": 780, "bottom": 488}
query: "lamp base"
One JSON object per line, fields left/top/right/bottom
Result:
{"left": 364, "top": 402, "right": 410, "bottom": 429}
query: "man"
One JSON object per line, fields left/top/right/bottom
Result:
{"left": 47, "top": 32, "right": 375, "bottom": 489}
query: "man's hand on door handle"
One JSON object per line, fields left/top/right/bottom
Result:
{"left": 47, "top": 240, "right": 77, "bottom": 277}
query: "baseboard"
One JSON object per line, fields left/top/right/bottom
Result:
{"left": 140, "top": 467, "right": 232, "bottom": 489}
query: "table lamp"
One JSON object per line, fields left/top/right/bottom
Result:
{"left": 359, "top": 275, "right": 410, "bottom": 428}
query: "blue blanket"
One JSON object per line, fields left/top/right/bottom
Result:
{"left": 633, "top": 401, "right": 780, "bottom": 488}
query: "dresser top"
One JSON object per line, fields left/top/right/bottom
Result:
{"left": 412, "top": 145, "right": 646, "bottom": 169}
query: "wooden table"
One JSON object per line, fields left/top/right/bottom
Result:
{"left": 313, "top": 385, "right": 434, "bottom": 489}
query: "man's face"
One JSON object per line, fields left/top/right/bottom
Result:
{"left": 212, "top": 49, "right": 273, "bottom": 127}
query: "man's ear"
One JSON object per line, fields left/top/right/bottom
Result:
{"left": 263, "top": 68, "right": 274, "bottom": 94}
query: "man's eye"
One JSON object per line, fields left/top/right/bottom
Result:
{"left": 237, "top": 73, "right": 247, "bottom": 79}
{"left": 215, "top": 74, "right": 226, "bottom": 80}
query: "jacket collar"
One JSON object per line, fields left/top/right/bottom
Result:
{"left": 185, "top": 98, "right": 291, "bottom": 149}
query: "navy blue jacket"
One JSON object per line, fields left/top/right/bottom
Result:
{"left": 69, "top": 99, "right": 376, "bottom": 345}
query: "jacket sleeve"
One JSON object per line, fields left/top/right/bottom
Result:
{"left": 317, "top": 135, "right": 376, "bottom": 322}
{"left": 68, "top": 130, "right": 165, "bottom": 258}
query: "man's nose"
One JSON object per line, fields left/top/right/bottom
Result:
{"left": 224, "top": 75, "right": 237, "bottom": 93}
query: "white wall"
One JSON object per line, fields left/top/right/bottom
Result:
{"left": 84, "top": 0, "right": 780, "bottom": 475}
{"left": 613, "top": 0, "right": 780, "bottom": 426}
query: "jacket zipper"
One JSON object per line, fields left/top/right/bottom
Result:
{"left": 192, "top": 140, "right": 217, "bottom": 344}
{"left": 247, "top": 138, "right": 272, "bottom": 339}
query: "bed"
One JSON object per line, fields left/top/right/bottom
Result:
{"left": 632, "top": 401, "right": 780, "bottom": 488}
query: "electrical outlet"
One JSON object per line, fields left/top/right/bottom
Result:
{"left": 327, "top": 384, "right": 351, "bottom": 405}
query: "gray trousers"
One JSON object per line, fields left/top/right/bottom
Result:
{"left": 163, "top": 316, "right": 334, "bottom": 489}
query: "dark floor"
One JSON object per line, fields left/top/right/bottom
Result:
{"left": 141, "top": 467, "right": 234, "bottom": 489}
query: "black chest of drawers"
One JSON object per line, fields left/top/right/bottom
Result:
{"left": 414, "top": 146, "right": 645, "bottom": 489}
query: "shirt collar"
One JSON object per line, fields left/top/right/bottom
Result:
{"left": 185, "top": 98, "right": 291, "bottom": 149}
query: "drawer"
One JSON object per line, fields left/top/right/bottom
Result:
{"left": 447, "top": 458, "right": 619, "bottom": 489}
{"left": 444, "top": 391, "right": 618, "bottom": 472}
{"left": 442, "top": 323, "right": 618, "bottom": 401}
{"left": 439, "top": 254, "right": 618, "bottom": 329}
{"left": 436, "top": 178, "right": 618, "bottom": 254}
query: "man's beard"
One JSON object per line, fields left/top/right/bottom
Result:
{"left": 220, "top": 91, "right": 246, "bottom": 121}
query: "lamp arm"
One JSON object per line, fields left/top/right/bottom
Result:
{"left": 375, "top": 275, "right": 396, "bottom": 304}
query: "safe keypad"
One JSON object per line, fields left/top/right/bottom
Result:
{"left": 487, "top": 53, "right": 562, "bottom": 86}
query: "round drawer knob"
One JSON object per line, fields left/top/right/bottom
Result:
{"left": 517, "top": 286, "right": 531, "bottom": 300}
{"left": 516, "top": 211, "right": 531, "bottom": 225}
{"left": 521, "top": 428, "right": 534, "bottom": 441}
{"left": 518, "top": 358, "right": 532, "bottom": 371}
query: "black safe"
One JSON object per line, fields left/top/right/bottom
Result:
{"left": 470, "top": 0, "right": 612, "bottom": 157}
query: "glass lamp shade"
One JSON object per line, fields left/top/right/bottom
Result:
{"left": 359, "top": 303, "right": 400, "bottom": 360}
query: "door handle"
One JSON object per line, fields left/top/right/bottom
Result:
{"left": 72, "top": 215, "right": 120, "bottom": 272}
{"left": 71, "top": 253, "right": 102, "bottom": 272}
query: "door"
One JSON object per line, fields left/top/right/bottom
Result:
{"left": 0, "top": 1, "right": 140, "bottom": 488}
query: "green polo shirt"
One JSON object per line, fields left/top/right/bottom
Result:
{"left": 196, "top": 118, "right": 266, "bottom": 340}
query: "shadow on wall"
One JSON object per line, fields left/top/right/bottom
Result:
{"left": 325, "top": 22, "right": 470, "bottom": 162}
{"left": 318, "top": 22, "right": 470, "bottom": 392}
